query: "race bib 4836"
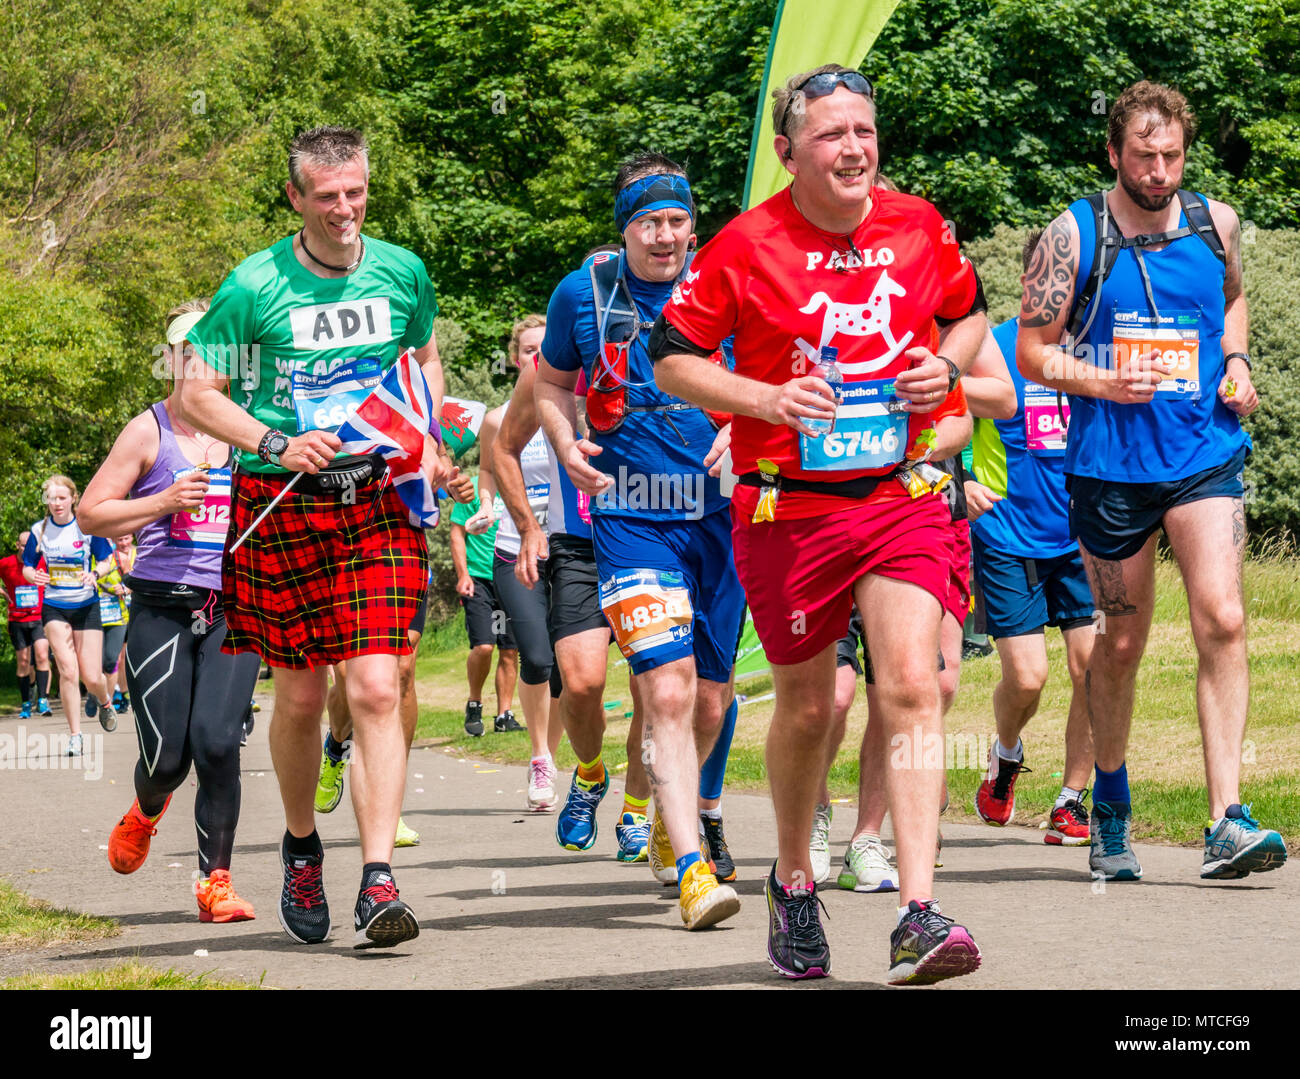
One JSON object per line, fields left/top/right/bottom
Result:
{"left": 599, "top": 568, "right": 693, "bottom": 660}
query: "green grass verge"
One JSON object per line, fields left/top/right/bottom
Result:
{"left": 406, "top": 554, "right": 1300, "bottom": 850}
{"left": 0, "top": 878, "right": 119, "bottom": 948}
{"left": 2, "top": 962, "right": 262, "bottom": 990}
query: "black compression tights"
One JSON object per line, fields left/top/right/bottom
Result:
{"left": 124, "top": 604, "right": 260, "bottom": 874}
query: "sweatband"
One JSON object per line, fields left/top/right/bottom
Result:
{"left": 614, "top": 173, "right": 695, "bottom": 234}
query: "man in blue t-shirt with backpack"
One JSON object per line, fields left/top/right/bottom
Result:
{"left": 534, "top": 152, "right": 745, "bottom": 932}
{"left": 1017, "top": 81, "right": 1286, "bottom": 884}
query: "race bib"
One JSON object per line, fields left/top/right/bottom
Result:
{"left": 1024, "top": 388, "right": 1069, "bottom": 455}
{"left": 98, "top": 591, "right": 122, "bottom": 624}
{"left": 799, "top": 378, "right": 908, "bottom": 472}
{"left": 526, "top": 483, "right": 551, "bottom": 530}
{"left": 599, "top": 569, "right": 693, "bottom": 660}
{"left": 291, "top": 356, "right": 384, "bottom": 433}
{"left": 48, "top": 558, "right": 83, "bottom": 589}
{"left": 1112, "top": 309, "right": 1201, "bottom": 396}
{"left": 14, "top": 585, "right": 38, "bottom": 610}
{"left": 168, "top": 468, "right": 232, "bottom": 550}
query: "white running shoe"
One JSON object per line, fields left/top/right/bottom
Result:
{"left": 836, "top": 833, "right": 899, "bottom": 893}
{"left": 810, "top": 803, "right": 833, "bottom": 884}
{"left": 527, "top": 757, "right": 557, "bottom": 812}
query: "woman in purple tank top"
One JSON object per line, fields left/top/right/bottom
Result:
{"left": 80, "top": 299, "right": 262, "bottom": 925}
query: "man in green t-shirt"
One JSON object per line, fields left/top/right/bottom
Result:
{"left": 179, "top": 125, "right": 451, "bottom": 951}
{"left": 450, "top": 476, "right": 518, "bottom": 736}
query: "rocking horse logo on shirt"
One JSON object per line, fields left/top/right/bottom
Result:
{"left": 794, "top": 270, "right": 915, "bottom": 376}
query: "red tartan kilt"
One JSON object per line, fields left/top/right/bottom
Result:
{"left": 221, "top": 468, "right": 428, "bottom": 669}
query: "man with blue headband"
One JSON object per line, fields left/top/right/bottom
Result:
{"left": 535, "top": 151, "right": 745, "bottom": 931}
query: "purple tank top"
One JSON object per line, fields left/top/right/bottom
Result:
{"left": 131, "top": 402, "right": 232, "bottom": 590}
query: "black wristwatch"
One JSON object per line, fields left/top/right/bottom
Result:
{"left": 1224, "top": 352, "right": 1252, "bottom": 373}
{"left": 258, "top": 429, "right": 290, "bottom": 466}
{"left": 938, "top": 355, "right": 961, "bottom": 392}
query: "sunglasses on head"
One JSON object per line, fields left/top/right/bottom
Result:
{"left": 780, "top": 70, "right": 875, "bottom": 137}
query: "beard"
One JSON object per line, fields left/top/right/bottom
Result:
{"left": 1119, "top": 169, "right": 1177, "bottom": 213}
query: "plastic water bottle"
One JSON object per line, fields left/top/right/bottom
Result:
{"left": 804, "top": 346, "right": 842, "bottom": 436}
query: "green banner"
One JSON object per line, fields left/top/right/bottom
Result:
{"left": 742, "top": 0, "right": 900, "bottom": 211}
{"left": 732, "top": 611, "right": 770, "bottom": 682}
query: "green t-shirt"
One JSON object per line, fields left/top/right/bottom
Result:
{"left": 188, "top": 234, "right": 438, "bottom": 473}
{"left": 449, "top": 476, "right": 502, "bottom": 580}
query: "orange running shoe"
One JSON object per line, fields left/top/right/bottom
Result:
{"left": 107, "top": 795, "right": 171, "bottom": 875}
{"left": 195, "top": 869, "right": 256, "bottom": 923}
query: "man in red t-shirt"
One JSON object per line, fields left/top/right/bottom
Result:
{"left": 651, "top": 65, "right": 988, "bottom": 985}
{"left": 1, "top": 530, "right": 52, "bottom": 718}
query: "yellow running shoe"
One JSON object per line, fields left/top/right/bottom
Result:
{"left": 649, "top": 813, "right": 678, "bottom": 884}
{"left": 679, "top": 859, "right": 741, "bottom": 930}
{"left": 649, "top": 813, "right": 714, "bottom": 884}
{"left": 394, "top": 817, "right": 421, "bottom": 847}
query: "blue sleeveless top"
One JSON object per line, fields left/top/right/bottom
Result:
{"left": 1064, "top": 192, "right": 1248, "bottom": 482}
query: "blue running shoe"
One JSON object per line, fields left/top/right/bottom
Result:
{"left": 37, "top": 697, "right": 52, "bottom": 717}
{"left": 555, "top": 770, "right": 607, "bottom": 851}
{"left": 1202, "top": 803, "right": 1288, "bottom": 879}
{"left": 615, "top": 812, "right": 649, "bottom": 862}
{"left": 20, "top": 701, "right": 32, "bottom": 719}
{"left": 1089, "top": 801, "right": 1143, "bottom": 881}
{"left": 84, "top": 694, "right": 96, "bottom": 720}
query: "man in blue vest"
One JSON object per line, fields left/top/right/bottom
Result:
{"left": 534, "top": 152, "right": 745, "bottom": 931}
{"left": 1018, "top": 81, "right": 1286, "bottom": 884}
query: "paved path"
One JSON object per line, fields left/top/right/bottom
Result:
{"left": 2, "top": 703, "right": 1297, "bottom": 990}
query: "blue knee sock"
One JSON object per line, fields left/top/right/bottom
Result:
{"left": 1093, "top": 761, "right": 1130, "bottom": 806}
{"left": 676, "top": 851, "right": 702, "bottom": 879}
{"left": 698, "top": 697, "right": 738, "bottom": 801}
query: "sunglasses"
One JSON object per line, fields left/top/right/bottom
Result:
{"left": 780, "top": 71, "right": 875, "bottom": 137}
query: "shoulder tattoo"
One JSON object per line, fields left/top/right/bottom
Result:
{"left": 1020, "top": 216, "right": 1076, "bottom": 329}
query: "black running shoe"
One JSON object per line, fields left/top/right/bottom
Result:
{"left": 493, "top": 709, "right": 524, "bottom": 733}
{"left": 353, "top": 870, "right": 419, "bottom": 949}
{"left": 701, "top": 813, "right": 736, "bottom": 882}
{"left": 765, "top": 862, "right": 830, "bottom": 979}
{"left": 887, "top": 899, "right": 981, "bottom": 985}
{"left": 464, "top": 700, "right": 484, "bottom": 737}
{"left": 278, "top": 835, "right": 330, "bottom": 944}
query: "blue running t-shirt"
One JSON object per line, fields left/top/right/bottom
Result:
{"left": 971, "top": 319, "right": 1075, "bottom": 559}
{"left": 542, "top": 255, "right": 727, "bottom": 522}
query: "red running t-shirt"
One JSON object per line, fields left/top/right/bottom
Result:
{"left": 664, "top": 186, "right": 976, "bottom": 519}
{"left": 0, "top": 553, "right": 43, "bottom": 623}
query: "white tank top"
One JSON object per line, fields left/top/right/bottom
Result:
{"left": 493, "top": 404, "right": 551, "bottom": 558}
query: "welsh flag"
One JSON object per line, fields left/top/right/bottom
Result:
{"left": 335, "top": 350, "right": 440, "bottom": 528}
{"left": 440, "top": 396, "right": 487, "bottom": 460}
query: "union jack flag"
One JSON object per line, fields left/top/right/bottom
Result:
{"left": 334, "top": 350, "right": 440, "bottom": 528}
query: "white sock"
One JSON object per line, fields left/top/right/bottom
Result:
{"left": 995, "top": 737, "right": 1023, "bottom": 763}
{"left": 699, "top": 806, "right": 722, "bottom": 820}
{"left": 1056, "top": 786, "right": 1083, "bottom": 809}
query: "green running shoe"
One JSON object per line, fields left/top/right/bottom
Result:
{"left": 314, "top": 738, "right": 351, "bottom": 814}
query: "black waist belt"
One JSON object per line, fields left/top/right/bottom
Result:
{"left": 243, "top": 454, "right": 387, "bottom": 497}
{"left": 737, "top": 470, "right": 892, "bottom": 499}
{"left": 624, "top": 403, "right": 698, "bottom": 413}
